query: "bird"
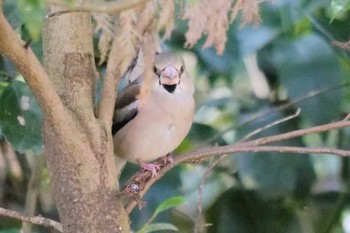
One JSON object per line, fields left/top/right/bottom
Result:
{"left": 112, "top": 52, "right": 195, "bottom": 177}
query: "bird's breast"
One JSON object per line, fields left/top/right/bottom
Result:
{"left": 114, "top": 90, "right": 194, "bottom": 163}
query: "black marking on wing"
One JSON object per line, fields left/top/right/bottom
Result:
{"left": 112, "top": 109, "right": 138, "bottom": 135}
{"left": 112, "top": 82, "right": 140, "bottom": 135}
{"left": 116, "top": 92, "right": 137, "bottom": 109}
{"left": 123, "top": 48, "right": 140, "bottom": 77}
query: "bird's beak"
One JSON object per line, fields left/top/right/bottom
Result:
{"left": 159, "top": 65, "right": 180, "bottom": 85}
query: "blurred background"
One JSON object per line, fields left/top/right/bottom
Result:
{"left": 1, "top": 0, "right": 350, "bottom": 232}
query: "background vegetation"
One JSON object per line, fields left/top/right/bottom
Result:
{"left": 1, "top": 0, "right": 350, "bottom": 232}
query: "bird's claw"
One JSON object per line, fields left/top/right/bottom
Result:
{"left": 141, "top": 163, "right": 160, "bottom": 177}
{"left": 155, "top": 153, "right": 174, "bottom": 167}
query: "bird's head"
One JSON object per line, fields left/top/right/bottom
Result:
{"left": 153, "top": 53, "right": 185, "bottom": 93}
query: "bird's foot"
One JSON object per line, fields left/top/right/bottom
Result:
{"left": 156, "top": 153, "right": 174, "bottom": 167}
{"left": 164, "top": 153, "right": 174, "bottom": 167}
{"left": 140, "top": 163, "right": 160, "bottom": 177}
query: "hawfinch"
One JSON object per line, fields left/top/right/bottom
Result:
{"left": 112, "top": 52, "right": 195, "bottom": 176}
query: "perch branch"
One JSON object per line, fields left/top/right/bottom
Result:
{"left": 0, "top": 207, "right": 63, "bottom": 232}
{"left": 125, "top": 119, "right": 350, "bottom": 213}
{"left": 125, "top": 145, "right": 350, "bottom": 213}
{"left": 0, "top": 8, "right": 65, "bottom": 125}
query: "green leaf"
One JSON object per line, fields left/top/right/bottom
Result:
{"left": 137, "top": 197, "right": 186, "bottom": 233}
{"left": 17, "top": 0, "right": 45, "bottom": 41}
{"left": 142, "top": 223, "right": 178, "bottom": 233}
{"left": 186, "top": 123, "right": 223, "bottom": 145}
{"left": 0, "top": 82, "right": 9, "bottom": 96}
{"left": 3, "top": 1, "right": 22, "bottom": 30}
{"left": 0, "top": 229, "right": 20, "bottom": 233}
{"left": 272, "top": 34, "right": 343, "bottom": 125}
{"left": 0, "top": 81, "right": 43, "bottom": 153}
{"left": 155, "top": 196, "right": 186, "bottom": 215}
{"left": 207, "top": 188, "right": 302, "bottom": 233}
{"left": 330, "top": 0, "right": 350, "bottom": 21}
{"left": 238, "top": 25, "right": 279, "bottom": 57}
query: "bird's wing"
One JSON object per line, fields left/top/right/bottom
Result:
{"left": 112, "top": 81, "right": 141, "bottom": 135}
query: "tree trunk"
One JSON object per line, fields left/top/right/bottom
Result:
{"left": 42, "top": 9, "right": 130, "bottom": 233}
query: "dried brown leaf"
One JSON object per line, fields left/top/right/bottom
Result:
{"left": 138, "top": 31, "right": 157, "bottom": 104}
{"left": 92, "top": 13, "right": 115, "bottom": 66}
{"left": 241, "top": 0, "right": 261, "bottom": 27}
{"left": 230, "top": 0, "right": 243, "bottom": 22}
{"left": 183, "top": 0, "right": 264, "bottom": 54}
{"left": 203, "top": 0, "right": 232, "bottom": 55}
{"left": 157, "top": 0, "right": 175, "bottom": 40}
{"left": 135, "top": 0, "right": 158, "bottom": 32}
{"left": 183, "top": 0, "right": 209, "bottom": 48}
{"left": 110, "top": 0, "right": 158, "bottom": 80}
{"left": 114, "top": 8, "right": 139, "bottom": 74}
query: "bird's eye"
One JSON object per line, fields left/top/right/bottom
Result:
{"left": 180, "top": 66, "right": 184, "bottom": 73}
{"left": 153, "top": 66, "right": 158, "bottom": 73}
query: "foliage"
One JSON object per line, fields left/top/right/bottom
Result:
{"left": 136, "top": 196, "right": 185, "bottom": 233}
{"left": 0, "top": 81, "right": 42, "bottom": 153}
{"left": 1, "top": 0, "right": 350, "bottom": 233}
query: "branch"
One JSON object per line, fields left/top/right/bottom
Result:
{"left": 194, "top": 157, "right": 222, "bottom": 233}
{"left": 125, "top": 144, "right": 350, "bottom": 213}
{"left": 344, "top": 112, "right": 350, "bottom": 121}
{"left": 22, "top": 153, "right": 45, "bottom": 233}
{"left": 204, "top": 82, "right": 350, "bottom": 146}
{"left": 97, "top": 1, "right": 157, "bottom": 128}
{"left": 237, "top": 120, "right": 350, "bottom": 148}
{"left": 47, "top": 0, "right": 151, "bottom": 16}
{"left": 332, "top": 39, "right": 350, "bottom": 51}
{"left": 240, "top": 108, "right": 301, "bottom": 142}
{"left": 0, "top": 7, "right": 66, "bottom": 125}
{"left": 96, "top": 31, "right": 122, "bottom": 128}
{"left": 0, "top": 207, "right": 63, "bottom": 232}
{"left": 194, "top": 108, "right": 302, "bottom": 230}
{"left": 124, "top": 119, "right": 350, "bottom": 213}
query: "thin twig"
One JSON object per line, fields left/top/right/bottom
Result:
{"left": 319, "top": 130, "right": 349, "bottom": 233}
{"left": 22, "top": 153, "right": 45, "bottom": 233}
{"left": 193, "top": 108, "right": 302, "bottom": 229}
{"left": 332, "top": 39, "right": 350, "bottom": 51}
{"left": 203, "top": 82, "right": 350, "bottom": 146}
{"left": 47, "top": 0, "right": 151, "bottom": 17}
{"left": 125, "top": 119, "right": 350, "bottom": 213}
{"left": 194, "top": 157, "right": 225, "bottom": 233}
{"left": 178, "top": 146, "right": 350, "bottom": 164}
{"left": 0, "top": 207, "right": 63, "bottom": 232}
{"left": 237, "top": 120, "right": 350, "bottom": 148}
{"left": 240, "top": 108, "right": 301, "bottom": 142}
{"left": 343, "top": 112, "right": 350, "bottom": 121}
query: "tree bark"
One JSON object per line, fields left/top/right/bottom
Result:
{"left": 42, "top": 9, "right": 129, "bottom": 233}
